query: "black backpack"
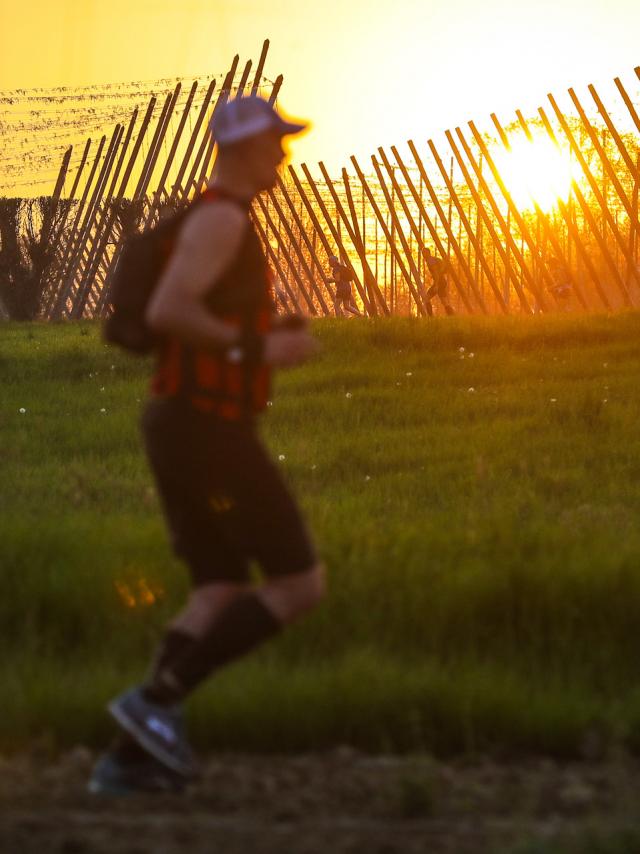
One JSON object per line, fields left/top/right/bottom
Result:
{"left": 104, "top": 199, "right": 201, "bottom": 354}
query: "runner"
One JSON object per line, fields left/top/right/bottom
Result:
{"left": 547, "top": 255, "right": 572, "bottom": 308}
{"left": 423, "top": 247, "right": 454, "bottom": 316}
{"left": 89, "top": 94, "right": 324, "bottom": 795}
{"left": 328, "top": 255, "right": 361, "bottom": 316}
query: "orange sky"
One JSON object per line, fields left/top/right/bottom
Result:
{"left": 1, "top": 0, "right": 639, "bottom": 173}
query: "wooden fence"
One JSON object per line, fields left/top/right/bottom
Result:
{"left": 24, "top": 52, "right": 640, "bottom": 318}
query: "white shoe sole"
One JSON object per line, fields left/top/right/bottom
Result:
{"left": 107, "top": 699, "right": 194, "bottom": 778}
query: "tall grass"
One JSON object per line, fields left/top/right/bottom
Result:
{"left": 3, "top": 314, "right": 640, "bottom": 754}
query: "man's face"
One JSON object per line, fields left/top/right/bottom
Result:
{"left": 240, "top": 129, "right": 286, "bottom": 191}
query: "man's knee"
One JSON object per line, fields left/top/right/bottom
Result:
{"left": 260, "top": 562, "right": 325, "bottom": 623}
{"left": 300, "top": 562, "right": 326, "bottom": 608}
{"left": 191, "top": 581, "right": 248, "bottom": 610}
{"left": 172, "top": 581, "right": 248, "bottom": 636}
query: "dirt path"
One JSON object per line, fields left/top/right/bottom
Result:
{"left": 2, "top": 750, "right": 639, "bottom": 853}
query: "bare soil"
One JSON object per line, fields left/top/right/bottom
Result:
{"left": 1, "top": 749, "right": 639, "bottom": 854}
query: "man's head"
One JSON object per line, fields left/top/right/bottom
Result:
{"left": 210, "top": 95, "right": 307, "bottom": 193}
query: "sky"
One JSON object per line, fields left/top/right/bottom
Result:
{"left": 1, "top": 0, "right": 640, "bottom": 174}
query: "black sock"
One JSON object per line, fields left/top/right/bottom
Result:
{"left": 151, "top": 594, "right": 282, "bottom": 704}
{"left": 142, "top": 628, "right": 197, "bottom": 704}
{"left": 113, "top": 630, "right": 195, "bottom": 761}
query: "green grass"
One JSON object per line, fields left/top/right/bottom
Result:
{"left": 3, "top": 314, "right": 640, "bottom": 754}
{"left": 501, "top": 826, "right": 640, "bottom": 853}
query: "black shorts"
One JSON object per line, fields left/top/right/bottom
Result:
{"left": 142, "top": 398, "right": 317, "bottom": 586}
{"left": 426, "top": 278, "right": 448, "bottom": 300}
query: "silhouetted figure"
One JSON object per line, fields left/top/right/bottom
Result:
{"left": 272, "top": 276, "right": 292, "bottom": 313}
{"left": 547, "top": 255, "right": 572, "bottom": 307}
{"left": 423, "top": 247, "right": 454, "bottom": 315}
{"left": 89, "top": 95, "right": 323, "bottom": 797}
{"left": 328, "top": 255, "right": 360, "bottom": 316}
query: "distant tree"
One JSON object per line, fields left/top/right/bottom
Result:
{"left": 109, "top": 197, "right": 147, "bottom": 237}
{"left": 0, "top": 197, "right": 71, "bottom": 320}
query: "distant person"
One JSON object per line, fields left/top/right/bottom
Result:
{"left": 631, "top": 262, "right": 640, "bottom": 307}
{"left": 422, "top": 247, "right": 454, "bottom": 316}
{"left": 89, "top": 95, "right": 324, "bottom": 796}
{"left": 547, "top": 255, "right": 572, "bottom": 306}
{"left": 328, "top": 255, "right": 360, "bottom": 316}
{"left": 272, "top": 276, "right": 292, "bottom": 313}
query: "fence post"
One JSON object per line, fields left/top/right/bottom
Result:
{"left": 428, "top": 138, "right": 509, "bottom": 314}
{"left": 251, "top": 39, "right": 270, "bottom": 94}
{"left": 613, "top": 77, "right": 640, "bottom": 136}
{"left": 318, "top": 161, "right": 387, "bottom": 315}
{"left": 445, "top": 129, "right": 534, "bottom": 313}
{"left": 492, "top": 114, "right": 589, "bottom": 309}
{"left": 406, "top": 140, "right": 488, "bottom": 313}
{"left": 268, "top": 75, "right": 283, "bottom": 105}
{"left": 254, "top": 194, "right": 317, "bottom": 314}
{"left": 168, "top": 79, "right": 217, "bottom": 202}
{"left": 299, "top": 163, "right": 373, "bottom": 315}
{"left": 52, "top": 125, "right": 122, "bottom": 317}
{"left": 187, "top": 59, "right": 239, "bottom": 198}
{"left": 251, "top": 209, "right": 303, "bottom": 314}
{"left": 263, "top": 186, "right": 328, "bottom": 312}
{"left": 84, "top": 92, "right": 177, "bottom": 317}
{"left": 538, "top": 104, "right": 630, "bottom": 307}
{"left": 32, "top": 146, "right": 72, "bottom": 316}
{"left": 374, "top": 150, "right": 437, "bottom": 314}
{"left": 465, "top": 122, "right": 556, "bottom": 312}
{"left": 546, "top": 93, "right": 634, "bottom": 305}
{"left": 514, "top": 109, "right": 610, "bottom": 309}
{"left": 629, "top": 152, "right": 640, "bottom": 293}
{"left": 353, "top": 154, "right": 427, "bottom": 315}
{"left": 45, "top": 134, "right": 107, "bottom": 315}
{"left": 342, "top": 167, "right": 389, "bottom": 315}
{"left": 67, "top": 123, "right": 126, "bottom": 317}
{"left": 316, "top": 163, "right": 375, "bottom": 313}
{"left": 390, "top": 146, "right": 476, "bottom": 314}
{"left": 453, "top": 130, "right": 533, "bottom": 309}
{"left": 147, "top": 81, "right": 198, "bottom": 217}
{"left": 287, "top": 165, "right": 357, "bottom": 311}
{"left": 72, "top": 108, "right": 141, "bottom": 317}
{"left": 275, "top": 174, "right": 334, "bottom": 312}
{"left": 94, "top": 97, "right": 168, "bottom": 312}
{"left": 589, "top": 83, "right": 640, "bottom": 186}
{"left": 568, "top": 88, "right": 640, "bottom": 277}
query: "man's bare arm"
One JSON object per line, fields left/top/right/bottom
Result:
{"left": 146, "top": 198, "right": 317, "bottom": 367}
{"left": 145, "top": 200, "right": 247, "bottom": 350}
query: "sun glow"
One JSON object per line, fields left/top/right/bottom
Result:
{"left": 490, "top": 133, "right": 578, "bottom": 213}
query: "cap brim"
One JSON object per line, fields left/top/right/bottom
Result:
{"left": 276, "top": 118, "right": 307, "bottom": 137}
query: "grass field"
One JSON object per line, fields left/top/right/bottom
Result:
{"left": 3, "top": 314, "right": 640, "bottom": 757}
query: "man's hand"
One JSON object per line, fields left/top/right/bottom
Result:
{"left": 263, "top": 329, "right": 317, "bottom": 367}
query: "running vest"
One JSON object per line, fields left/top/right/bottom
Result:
{"left": 151, "top": 189, "right": 273, "bottom": 420}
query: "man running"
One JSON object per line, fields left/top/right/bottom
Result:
{"left": 328, "top": 254, "right": 360, "bottom": 316}
{"left": 90, "top": 95, "right": 324, "bottom": 795}
{"left": 423, "top": 247, "right": 454, "bottom": 316}
{"left": 547, "top": 255, "right": 572, "bottom": 308}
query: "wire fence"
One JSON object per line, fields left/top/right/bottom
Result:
{"left": 1, "top": 45, "right": 639, "bottom": 320}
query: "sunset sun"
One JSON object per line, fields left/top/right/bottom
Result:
{"left": 490, "top": 133, "right": 578, "bottom": 213}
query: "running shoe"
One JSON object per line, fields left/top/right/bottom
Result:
{"left": 107, "top": 687, "right": 196, "bottom": 778}
{"left": 87, "top": 751, "right": 186, "bottom": 796}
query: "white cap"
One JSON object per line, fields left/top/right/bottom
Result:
{"left": 210, "top": 95, "right": 307, "bottom": 147}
